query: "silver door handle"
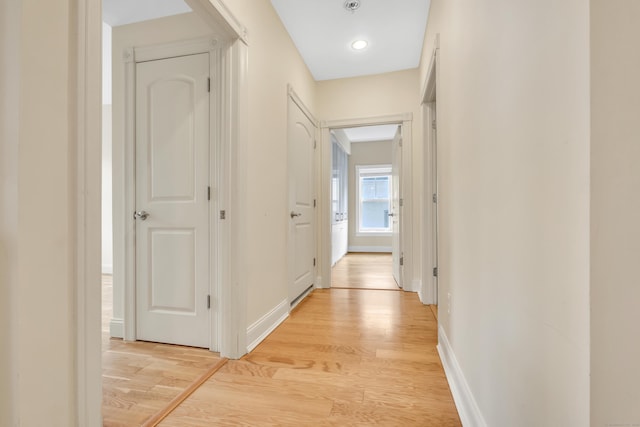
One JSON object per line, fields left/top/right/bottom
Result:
{"left": 134, "top": 210, "right": 149, "bottom": 221}
{"left": 290, "top": 211, "right": 302, "bottom": 218}
{"left": 388, "top": 213, "right": 395, "bottom": 217}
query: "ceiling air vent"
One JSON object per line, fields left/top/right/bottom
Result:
{"left": 344, "top": 0, "right": 361, "bottom": 12}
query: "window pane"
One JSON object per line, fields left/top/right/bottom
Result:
{"left": 362, "top": 200, "right": 390, "bottom": 229}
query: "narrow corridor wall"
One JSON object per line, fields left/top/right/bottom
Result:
{"left": 419, "top": 0, "right": 590, "bottom": 425}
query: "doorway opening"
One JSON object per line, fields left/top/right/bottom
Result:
{"left": 329, "top": 125, "right": 398, "bottom": 291}
{"left": 320, "top": 115, "right": 413, "bottom": 293}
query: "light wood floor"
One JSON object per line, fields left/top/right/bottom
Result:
{"left": 160, "top": 289, "right": 460, "bottom": 426}
{"left": 331, "top": 252, "right": 400, "bottom": 290}
{"left": 102, "top": 273, "right": 456, "bottom": 426}
{"left": 102, "top": 276, "right": 222, "bottom": 427}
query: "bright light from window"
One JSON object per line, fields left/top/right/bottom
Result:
{"left": 351, "top": 40, "right": 368, "bottom": 50}
{"left": 357, "top": 165, "right": 392, "bottom": 233}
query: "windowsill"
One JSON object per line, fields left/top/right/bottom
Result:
{"left": 356, "top": 231, "right": 392, "bottom": 237}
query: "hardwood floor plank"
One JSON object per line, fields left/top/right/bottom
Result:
{"left": 331, "top": 253, "right": 400, "bottom": 290}
{"left": 101, "top": 275, "right": 223, "bottom": 427}
{"left": 160, "top": 288, "right": 461, "bottom": 426}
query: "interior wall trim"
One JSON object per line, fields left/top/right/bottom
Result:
{"left": 437, "top": 325, "right": 488, "bottom": 427}
{"left": 246, "top": 299, "right": 289, "bottom": 353}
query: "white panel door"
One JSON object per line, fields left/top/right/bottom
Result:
{"left": 391, "top": 126, "right": 402, "bottom": 286}
{"left": 135, "top": 53, "right": 210, "bottom": 348}
{"left": 288, "top": 98, "right": 316, "bottom": 302}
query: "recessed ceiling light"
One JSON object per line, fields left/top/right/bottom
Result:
{"left": 351, "top": 40, "right": 368, "bottom": 50}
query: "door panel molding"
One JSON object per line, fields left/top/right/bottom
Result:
{"left": 287, "top": 86, "right": 318, "bottom": 304}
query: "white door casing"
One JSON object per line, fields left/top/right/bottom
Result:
{"left": 288, "top": 91, "right": 317, "bottom": 303}
{"left": 431, "top": 106, "right": 439, "bottom": 305}
{"left": 391, "top": 125, "right": 403, "bottom": 287}
{"left": 135, "top": 53, "right": 211, "bottom": 348}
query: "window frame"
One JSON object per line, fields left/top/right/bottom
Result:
{"left": 355, "top": 164, "right": 392, "bottom": 236}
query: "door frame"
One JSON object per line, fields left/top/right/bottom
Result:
{"left": 74, "top": 1, "right": 248, "bottom": 424}
{"left": 420, "top": 34, "right": 440, "bottom": 305}
{"left": 319, "top": 114, "right": 414, "bottom": 291}
{"left": 287, "top": 85, "right": 319, "bottom": 306}
{"left": 123, "top": 38, "right": 219, "bottom": 349}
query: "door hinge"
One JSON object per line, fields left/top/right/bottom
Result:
{"left": 432, "top": 120, "right": 437, "bottom": 130}
{"left": 313, "top": 139, "right": 317, "bottom": 149}
{"left": 313, "top": 258, "right": 316, "bottom": 266}
{"left": 433, "top": 267, "right": 438, "bottom": 277}
{"left": 207, "top": 186, "right": 211, "bottom": 201}
{"left": 207, "top": 77, "right": 211, "bottom": 93}
{"left": 432, "top": 193, "right": 437, "bottom": 203}
{"left": 399, "top": 198, "right": 404, "bottom": 207}
{"left": 207, "top": 295, "right": 211, "bottom": 309}
{"left": 400, "top": 255, "right": 404, "bottom": 266}
{"left": 314, "top": 199, "right": 316, "bottom": 208}
{"left": 219, "top": 210, "right": 226, "bottom": 220}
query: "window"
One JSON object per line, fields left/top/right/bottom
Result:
{"left": 356, "top": 165, "right": 392, "bottom": 233}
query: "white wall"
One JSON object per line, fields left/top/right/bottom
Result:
{"left": 419, "top": 0, "right": 590, "bottom": 425}
{"left": 348, "top": 140, "right": 392, "bottom": 251}
{"left": 103, "top": 22, "right": 112, "bottom": 104}
{"left": 590, "top": 1, "right": 640, "bottom": 425}
{"left": 102, "top": 105, "right": 113, "bottom": 274}
{"left": 0, "top": 0, "right": 20, "bottom": 423}
{"left": 0, "top": 1, "right": 82, "bottom": 424}
{"left": 102, "top": 22, "right": 114, "bottom": 275}
{"left": 214, "top": 0, "right": 317, "bottom": 327}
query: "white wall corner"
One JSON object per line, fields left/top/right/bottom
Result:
{"left": 109, "top": 318, "right": 124, "bottom": 339}
{"left": 437, "top": 326, "right": 487, "bottom": 427}
{"left": 418, "top": 281, "right": 430, "bottom": 304}
{"left": 410, "top": 278, "right": 421, "bottom": 294}
{"left": 246, "top": 299, "right": 289, "bottom": 353}
{"left": 315, "top": 275, "right": 329, "bottom": 289}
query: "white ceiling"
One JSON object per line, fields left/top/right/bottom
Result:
{"left": 343, "top": 125, "right": 399, "bottom": 143}
{"left": 270, "top": 0, "right": 431, "bottom": 81}
{"left": 103, "top": 0, "right": 430, "bottom": 81}
{"left": 103, "top": 0, "right": 191, "bottom": 27}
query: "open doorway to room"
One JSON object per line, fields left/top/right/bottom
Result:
{"left": 329, "top": 124, "right": 403, "bottom": 291}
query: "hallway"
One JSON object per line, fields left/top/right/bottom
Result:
{"left": 102, "top": 276, "right": 460, "bottom": 425}
{"left": 160, "top": 289, "right": 461, "bottom": 426}
{"left": 331, "top": 252, "right": 400, "bottom": 290}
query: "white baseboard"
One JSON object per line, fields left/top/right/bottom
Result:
{"left": 102, "top": 264, "right": 113, "bottom": 275}
{"left": 109, "top": 318, "right": 124, "bottom": 338}
{"left": 437, "top": 326, "right": 487, "bottom": 427}
{"left": 246, "top": 299, "right": 289, "bottom": 353}
{"left": 347, "top": 246, "right": 392, "bottom": 253}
